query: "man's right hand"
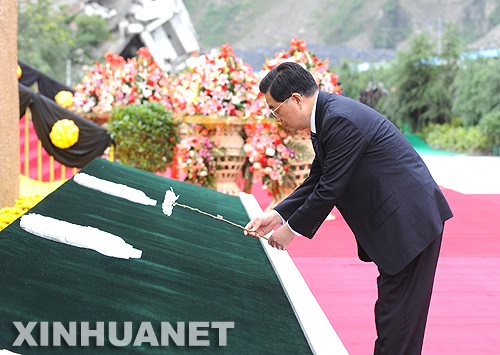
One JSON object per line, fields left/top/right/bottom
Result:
{"left": 244, "top": 210, "right": 283, "bottom": 239}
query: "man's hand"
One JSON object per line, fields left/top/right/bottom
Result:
{"left": 245, "top": 211, "right": 296, "bottom": 251}
{"left": 268, "top": 224, "right": 295, "bottom": 251}
{"left": 244, "top": 210, "right": 282, "bottom": 240}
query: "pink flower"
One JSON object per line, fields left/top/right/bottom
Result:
{"left": 72, "top": 47, "right": 174, "bottom": 114}
{"left": 165, "top": 43, "right": 263, "bottom": 118}
{"left": 270, "top": 171, "right": 281, "bottom": 181}
{"left": 276, "top": 143, "right": 286, "bottom": 153}
{"left": 258, "top": 37, "right": 342, "bottom": 121}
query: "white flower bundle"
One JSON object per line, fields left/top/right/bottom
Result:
{"left": 74, "top": 173, "right": 156, "bottom": 206}
{"left": 20, "top": 213, "right": 142, "bottom": 259}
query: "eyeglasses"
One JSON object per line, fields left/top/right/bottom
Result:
{"left": 269, "top": 96, "right": 291, "bottom": 119}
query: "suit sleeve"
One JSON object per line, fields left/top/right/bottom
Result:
{"left": 276, "top": 115, "right": 369, "bottom": 238}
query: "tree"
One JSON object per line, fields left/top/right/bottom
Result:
{"left": 381, "top": 31, "right": 435, "bottom": 131}
{"left": 372, "top": 0, "right": 412, "bottom": 49}
{"left": 380, "top": 26, "right": 463, "bottom": 132}
{"left": 67, "top": 14, "right": 112, "bottom": 85}
{"left": 17, "top": 0, "right": 73, "bottom": 83}
{"left": 17, "top": 0, "right": 111, "bottom": 85}
{"left": 330, "top": 59, "right": 391, "bottom": 110}
{"left": 423, "top": 24, "right": 462, "bottom": 125}
{"left": 452, "top": 56, "right": 500, "bottom": 126}
{"left": 330, "top": 60, "right": 374, "bottom": 99}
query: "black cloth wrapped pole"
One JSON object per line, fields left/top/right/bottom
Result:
{"left": 19, "top": 83, "right": 112, "bottom": 168}
{"left": 18, "top": 60, "right": 74, "bottom": 101}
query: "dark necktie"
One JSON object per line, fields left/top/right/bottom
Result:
{"left": 311, "top": 131, "right": 318, "bottom": 152}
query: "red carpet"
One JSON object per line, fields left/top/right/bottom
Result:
{"left": 251, "top": 183, "right": 500, "bottom": 354}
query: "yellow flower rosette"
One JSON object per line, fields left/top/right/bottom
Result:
{"left": 55, "top": 91, "right": 74, "bottom": 109}
{"left": 50, "top": 119, "right": 79, "bottom": 149}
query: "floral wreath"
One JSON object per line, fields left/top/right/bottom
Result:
{"left": 243, "top": 122, "right": 313, "bottom": 197}
{"left": 241, "top": 37, "right": 339, "bottom": 197}
{"left": 259, "top": 37, "right": 342, "bottom": 117}
{"left": 176, "top": 124, "right": 225, "bottom": 188}
{"left": 72, "top": 47, "right": 172, "bottom": 115}
{"left": 167, "top": 43, "right": 265, "bottom": 119}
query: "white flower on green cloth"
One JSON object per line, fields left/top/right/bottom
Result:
{"left": 162, "top": 187, "right": 179, "bottom": 216}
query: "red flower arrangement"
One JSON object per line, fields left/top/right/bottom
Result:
{"left": 259, "top": 37, "right": 342, "bottom": 113}
{"left": 72, "top": 47, "right": 172, "bottom": 115}
{"left": 243, "top": 122, "right": 312, "bottom": 197}
{"left": 244, "top": 37, "right": 339, "bottom": 197}
{"left": 176, "top": 125, "right": 225, "bottom": 188}
{"left": 166, "top": 43, "right": 264, "bottom": 119}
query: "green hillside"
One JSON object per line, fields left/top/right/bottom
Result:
{"left": 184, "top": 0, "right": 500, "bottom": 51}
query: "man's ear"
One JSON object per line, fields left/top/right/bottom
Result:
{"left": 292, "top": 92, "right": 304, "bottom": 109}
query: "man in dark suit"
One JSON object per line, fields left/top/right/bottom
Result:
{"left": 245, "top": 62, "right": 453, "bottom": 354}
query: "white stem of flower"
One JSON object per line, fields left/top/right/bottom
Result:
{"left": 173, "top": 202, "right": 268, "bottom": 240}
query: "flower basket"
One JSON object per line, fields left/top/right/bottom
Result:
{"left": 263, "top": 156, "right": 314, "bottom": 212}
{"left": 265, "top": 130, "right": 314, "bottom": 207}
{"left": 85, "top": 112, "right": 111, "bottom": 126}
{"left": 168, "top": 43, "right": 264, "bottom": 195}
{"left": 208, "top": 122, "right": 246, "bottom": 195}
{"left": 214, "top": 154, "right": 246, "bottom": 195}
{"left": 178, "top": 115, "right": 246, "bottom": 195}
{"left": 72, "top": 47, "right": 173, "bottom": 117}
{"left": 249, "top": 37, "right": 341, "bottom": 211}
{"left": 244, "top": 122, "right": 314, "bottom": 204}
{"left": 166, "top": 43, "right": 264, "bottom": 120}
{"left": 258, "top": 37, "right": 342, "bottom": 95}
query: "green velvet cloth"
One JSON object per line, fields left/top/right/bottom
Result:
{"left": 0, "top": 159, "right": 312, "bottom": 354}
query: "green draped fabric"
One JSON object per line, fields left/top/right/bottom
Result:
{"left": 0, "top": 158, "right": 312, "bottom": 354}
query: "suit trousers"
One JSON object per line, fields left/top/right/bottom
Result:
{"left": 374, "top": 230, "right": 443, "bottom": 355}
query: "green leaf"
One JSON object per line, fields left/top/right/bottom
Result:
{"left": 108, "top": 103, "right": 179, "bottom": 172}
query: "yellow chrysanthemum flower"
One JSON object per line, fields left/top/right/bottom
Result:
{"left": 0, "top": 176, "right": 65, "bottom": 231}
{"left": 50, "top": 119, "right": 79, "bottom": 149}
{"left": 55, "top": 91, "right": 74, "bottom": 109}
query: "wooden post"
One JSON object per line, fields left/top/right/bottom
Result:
{"left": 0, "top": 0, "right": 20, "bottom": 208}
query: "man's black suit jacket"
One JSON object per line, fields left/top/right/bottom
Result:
{"left": 274, "top": 91, "right": 453, "bottom": 275}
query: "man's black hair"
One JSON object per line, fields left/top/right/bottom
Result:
{"left": 259, "top": 62, "right": 318, "bottom": 102}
